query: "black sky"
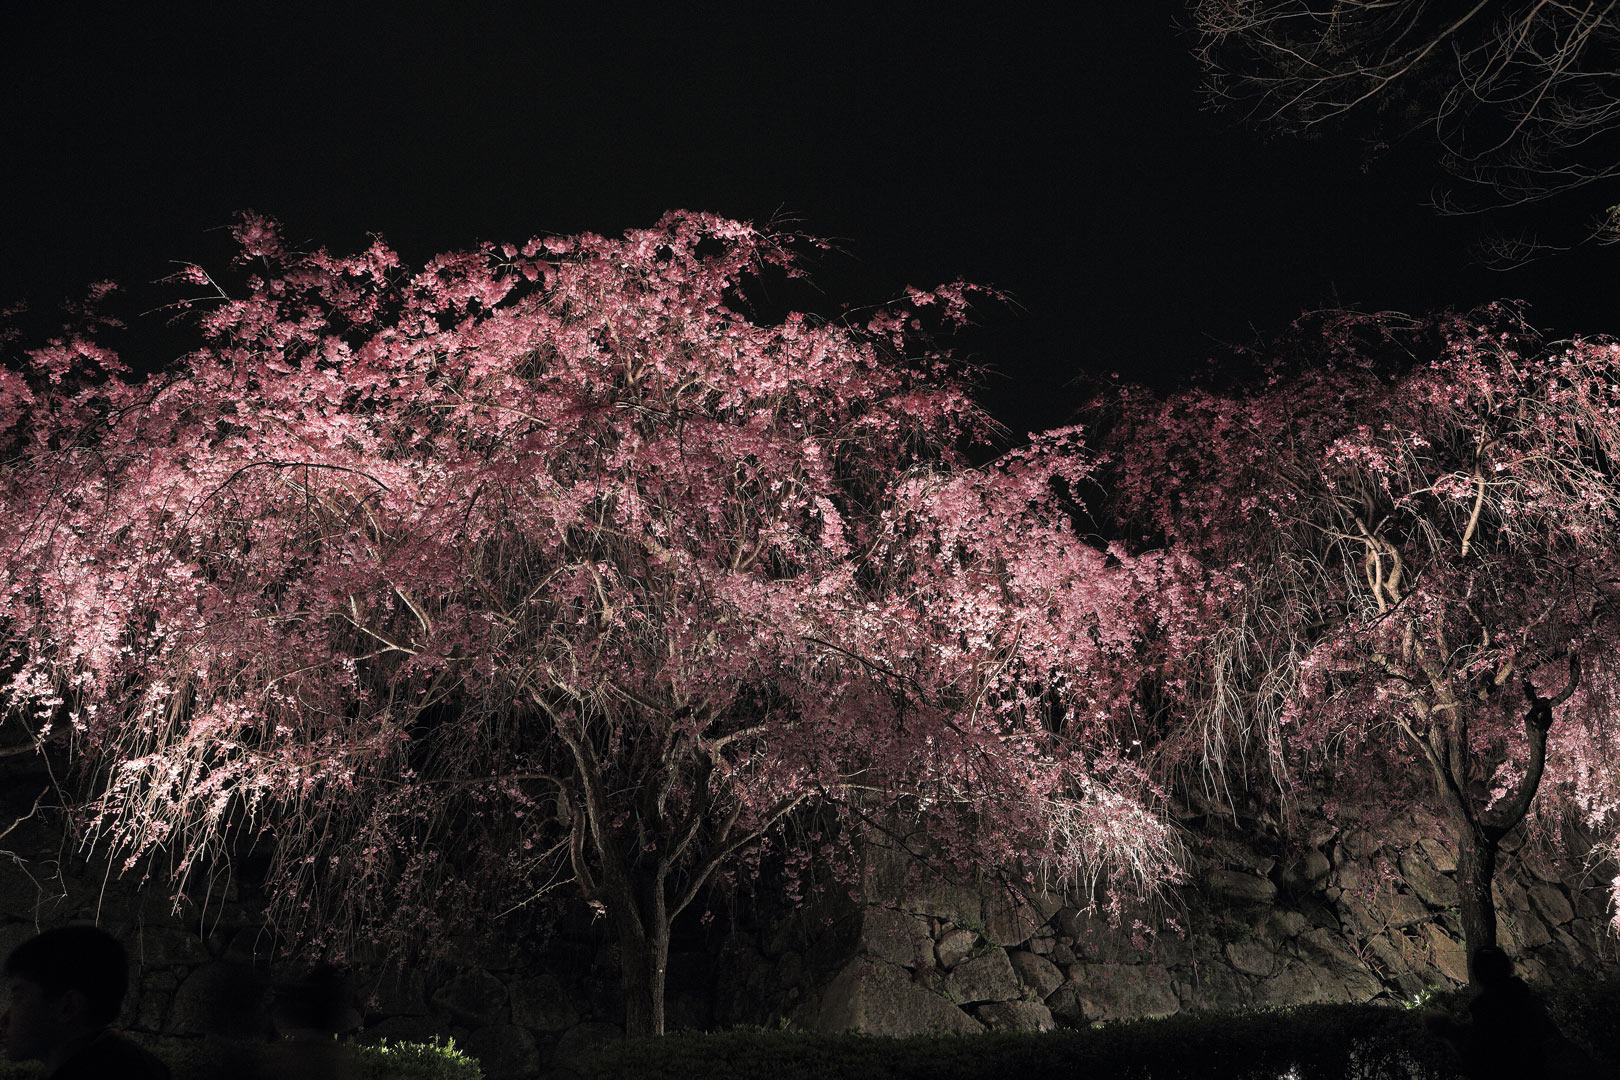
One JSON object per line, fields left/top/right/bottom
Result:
{"left": 4, "top": 5, "right": 1616, "bottom": 441}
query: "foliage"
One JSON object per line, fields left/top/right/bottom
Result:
{"left": 0, "top": 211, "right": 1184, "bottom": 1033}
{"left": 354, "top": 1036, "right": 483, "bottom": 1080}
{"left": 1092, "top": 304, "right": 1620, "bottom": 959}
{"left": 1399, "top": 983, "right": 1467, "bottom": 1016}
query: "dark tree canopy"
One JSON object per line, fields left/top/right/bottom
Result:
{"left": 1189, "top": 0, "right": 1620, "bottom": 263}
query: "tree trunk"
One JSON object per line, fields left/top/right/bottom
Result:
{"left": 1453, "top": 821, "right": 1500, "bottom": 983}
{"left": 1422, "top": 660, "right": 1574, "bottom": 989}
{"left": 614, "top": 912, "right": 671, "bottom": 1037}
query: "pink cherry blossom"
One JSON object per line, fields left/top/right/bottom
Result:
{"left": 1, "top": 211, "right": 1181, "bottom": 1034}
{"left": 1097, "top": 304, "right": 1620, "bottom": 984}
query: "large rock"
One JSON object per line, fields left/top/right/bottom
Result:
{"left": 1340, "top": 890, "right": 1429, "bottom": 937}
{"left": 1176, "top": 963, "right": 1250, "bottom": 1014}
{"left": 1330, "top": 964, "right": 1387, "bottom": 1003}
{"left": 1501, "top": 908, "right": 1552, "bottom": 949}
{"left": 1399, "top": 851, "right": 1458, "bottom": 908}
{"left": 1545, "top": 925, "right": 1591, "bottom": 971}
{"left": 1367, "top": 930, "right": 1423, "bottom": 980}
{"left": 1340, "top": 829, "right": 1381, "bottom": 861}
{"left": 945, "top": 949, "right": 1021, "bottom": 1004}
{"left": 1415, "top": 836, "right": 1457, "bottom": 873}
{"left": 860, "top": 907, "right": 933, "bottom": 969}
{"left": 1514, "top": 843, "right": 1565, "bottom": 884}
{"left": 1224, "top": 937, "right": 1277, "bottom": 978}
{"left": 1492, "top": 876, "right": 1530, "bottom": 914}
{"left": 1527, "top": 883, "right": 1574, "bottom": 926}
{"left": 464, "top": 1024, "right": 540, "bottom": 1080}
{"left": 1305, "top": 822, "right": 1338, "bottom": 849}
{"left": 904, "top": 881, "right": 985, "bottom": 927}
{"left": 1055, "top": 908, "right": 1145, "bottom": 965}
{"left": 1421, "top": 923, "right": 1468, "bottom": 984}
{"left": 1249, "top": 961, "right": 1324, "bottom": 1007}
{"left": 445, "top": 933, "right": 524, "bottom": 974}
{"left": 220, "top": 927, "right": 275, "bottom": 964}
{"left": 131, "top": 989, "right": 170, "bottom": 1033}
{"left": 936, "top": 927, "right": 978, "bottom": 969}
{"left": 1574, "top": 886, "right": 1612, "bottom": 922}
{"left": 509, "top": 973, "right": 579, "bottom": 1033}
{"left": 1568, "top": 917, "right": 1608, "bottom": 952}
{"left": 1056, "top": 963, "right": 1179, "bottom": 1023}
{"left": 983, "top": 893, "right": 1044, "bottom": 947}
{"left": 1206, "top": 870, "right": 1277, "bottom": 906}
{"left": 1010, "top": 950, "right": 1063, "bottom": 1000}
{"left": 431, "top": 969, "right": 508, "bottom": 1027}
{"left": 1278, "top": 851, "right": 1332, "bottom": 891}
{"left": 1294, "top": 926, "right": 1372, "bottom": 986}
{"left": 1258, "top": 909, "right": 1308, "bottom": 943}
{"left": 975, "top": 1000, "right": 1054, "bottom": 1031}
{"left": 815, "top": 959, "right": 982, "bottom": 1036}
{"left": 1386, "top": 892, "right": 1434, "bottom": 929}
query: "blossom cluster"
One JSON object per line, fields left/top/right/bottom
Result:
{"left": 0, "top": 212, "right": 1181, "bottom": 961}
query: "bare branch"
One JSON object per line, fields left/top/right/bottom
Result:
{"left": 1191, "top": 0, "right": 1620, "bottom": 254}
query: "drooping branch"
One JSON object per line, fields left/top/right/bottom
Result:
{"left": 1094, "top": 305, "right": 1620, "bottom": 947}
{"left": 0, "top": 210, "right": 1189, "bottom": 1022}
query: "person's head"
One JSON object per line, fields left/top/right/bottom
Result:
{"left": 2, "top": 925, "right": 129, "bottom": 1063}
{"left": 1472, "top": 944, "right": 1514, "bottom": 987}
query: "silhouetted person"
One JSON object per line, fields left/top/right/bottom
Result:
{"left": 1424, "top": 945, "right": 1597, "bottom": 1079}
{"left": 2, "top": 924, "right": 170, "bottom": 1079}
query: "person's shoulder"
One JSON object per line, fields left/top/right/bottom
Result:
{"left": 50, "top": 1029, "right": 172, "bottom": 1080}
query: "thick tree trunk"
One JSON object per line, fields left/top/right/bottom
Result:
{"left": 1428, "top": 661, "right": 1575, "bottom": 988}
{"left": 617, "top": 922, "right": 670, "bottom": 1037}
{"left": 579, "top": 867, "right": 673, "bottom": 1036}
{"left": 1453, "top": 822, "right": 1500, "bottom": 982}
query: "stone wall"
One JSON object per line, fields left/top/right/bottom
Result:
{"left": 2, "top": 758, "right": 1616, "bottom": 1077}
{"left": 793, "top": 799, "right": 1620, "bottom": 1037}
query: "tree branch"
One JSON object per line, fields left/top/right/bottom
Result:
{"left": 1483, "top": 650, "right": 1580, "bottom": 839}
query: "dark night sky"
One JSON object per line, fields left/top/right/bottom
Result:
{"left": 4, "top": 5, "right": 1617, "bottom": 442}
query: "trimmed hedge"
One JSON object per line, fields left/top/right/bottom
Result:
{"left": 578, "top": 1004, "right": 1462, "bottom": 1080}
{"left": 0, "top": 1036, "right": 481, "bottom": 1080}
{"left": 4, "top": 972, "right": 1614, "bottom": 1080}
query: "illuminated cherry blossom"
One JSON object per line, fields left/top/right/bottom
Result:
{"left": 1098, "top": 305, "right": 1620, "bottom": 983}
{"left": 0, "top": 212, "right": 1180, "bottom": 1034}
